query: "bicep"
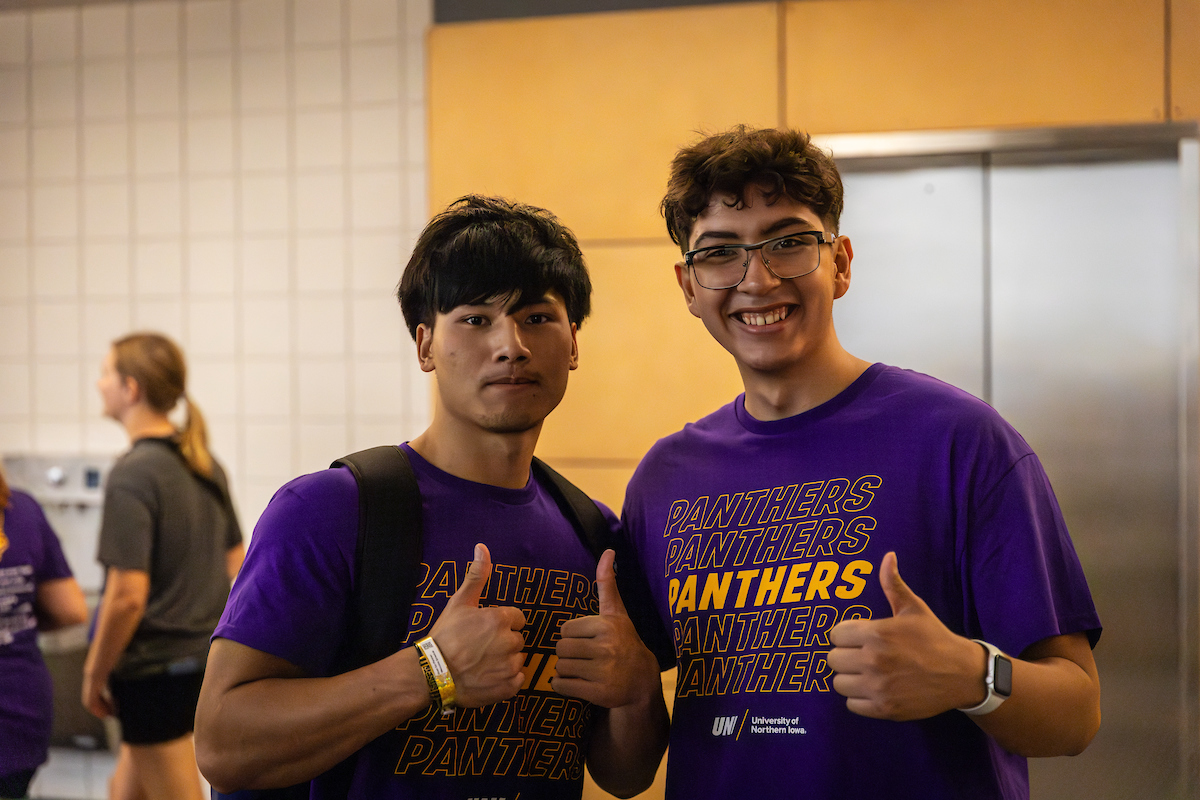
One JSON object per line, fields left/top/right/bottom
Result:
{"left": 1020, "top": 632, "right": 1099, "bottom": 686}
{"left": 103, "top": 567, "right": 151, "bottom": 607}
{"left": 35, "top": 577, "right": 88, "bottom": 629}
{"left": 200, "top": 638, "right": 307, "bottom": 704}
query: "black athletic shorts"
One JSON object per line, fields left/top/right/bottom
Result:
{"left": 0, "top": 767, "right": 37, "bottom": 799}
{"left": 109, "top": 670, "right": 204, "bottom": 745}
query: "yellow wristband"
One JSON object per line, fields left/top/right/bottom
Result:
{"left": 416, "top": 637, "right": 456, "bottom": 716}
{"left": 416, "top": 649, "right": 442, "bottom": 709}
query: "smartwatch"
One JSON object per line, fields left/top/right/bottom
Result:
{"left": 958, "top": 639, "right": 1012, "bottom": 716}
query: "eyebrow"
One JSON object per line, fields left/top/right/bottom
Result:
{"left": 691, "top": 217, "right": 821, "bottom": 247}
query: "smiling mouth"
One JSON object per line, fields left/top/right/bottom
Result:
{"left": 733, "top": 306, "right": 793, "bottom": 327}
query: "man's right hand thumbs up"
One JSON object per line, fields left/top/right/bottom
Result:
{"left": 428, "top": 543, "right": 527, "bottom": 708}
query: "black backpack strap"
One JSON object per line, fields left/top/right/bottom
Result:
{"left": 530, "top": 457, "right": 675, "bottom": 670}
{"left": 213, "top": 448, "right": 421, "bottom": 800}
{"left": 330, "top": 445, "right": 424, "bottom": 670}
{"left": 531, "top": 457, "right": 612, "bottom": 559}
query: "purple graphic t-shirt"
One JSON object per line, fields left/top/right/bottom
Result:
{"left": 622, "top": 364, "right": 1101, "bottom": 800}
{"left": 215, "top": 444, "right": 614, "bottom": 800}
{"left": 1, "top": 489, "right": 75, "bottom": 775}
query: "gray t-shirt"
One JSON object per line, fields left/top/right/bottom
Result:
{"left": 97, "top": 437, "right": 243, "bottom": 679}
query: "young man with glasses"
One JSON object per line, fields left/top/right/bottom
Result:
{"left": 621, "top": 126, "right": 1102, "bottom": 798}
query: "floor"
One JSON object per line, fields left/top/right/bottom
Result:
{"left": 29, "top": 746, "right": 211, "bottom": 800}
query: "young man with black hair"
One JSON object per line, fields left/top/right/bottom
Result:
{"left": 195, "top": 195, "right": 668, "bottom": 799}
{"left": 620, "top": 127, "right": 1102, "bottom": 798}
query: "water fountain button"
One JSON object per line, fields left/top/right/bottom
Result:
{"left": 46, "top": 465, "right": 66, "bottom": 487}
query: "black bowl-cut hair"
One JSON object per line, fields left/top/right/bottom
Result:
{"left": 398, "top": 195, "right": 592, "bottom": 339}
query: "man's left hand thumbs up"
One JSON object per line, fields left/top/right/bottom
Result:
{"left": 554, "top": 549, "right": 660, "bottom": 709}
{"left": 827, "top": 552, "right": 989, "bottom": 720}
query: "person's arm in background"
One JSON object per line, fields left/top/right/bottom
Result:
{"left": 82, "top": 567, "right": 149, "bottom": 719}
{"left": 35, "top": 577, "right": 88, "bottom": 630}
{"left": 554, "top": 550, "right": 670, "bottom": 798}
{"left": 226, "top": 542, "right": 245, "bottom": 581}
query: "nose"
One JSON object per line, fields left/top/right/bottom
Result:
{"left": 493, "top": 316, "right": 530, "bottom": 362}
{"left": 737, "top": 246, "right": 780, "bottom": 294}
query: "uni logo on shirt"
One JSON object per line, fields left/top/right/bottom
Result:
{"left": 712, "top": 714, "right": 739, "bottom": 736}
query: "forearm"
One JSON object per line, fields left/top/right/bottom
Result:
{"left": 36, "top": 578, "right": 88, "bottom": 630}
{"left": 585, "top": 674, "right": 670, "bottom": 798}
{"left": 196, "top": 644, "right": 434, "bottom": 791}
{"left": 84, "top": 572, "right": 146, "bottom": 681}
{"left": 972, "top": 636, "right": 1100, "bottom": 757}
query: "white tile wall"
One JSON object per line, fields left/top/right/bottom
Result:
{"left": 0, "top": 0, "right": 433, "bottom": 538}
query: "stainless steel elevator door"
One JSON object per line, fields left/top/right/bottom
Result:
{"left": 991, "top": 156, "right": 1182, "bottom": 799}
{"left": 833, "top": 152, "right": 1187, "bottom": 799}
{"left": 836, "top": 158, "right": 987, "bottom": 399}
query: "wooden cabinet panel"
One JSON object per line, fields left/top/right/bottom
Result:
{"left": 1173, "top": 0, "right": 1200, "bottom": 120}
{"left": 786, "top": 0, "right": 1165, "bottom": 133}
{"left": 429, "top": 4, "right": 780, "bottom": 241}
{"left": 536, "top": 242, "right": 744, "bottom": 464}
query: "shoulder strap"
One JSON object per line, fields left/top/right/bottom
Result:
{"left": 330, "top": 445, "right": 423, "bottom": 670}
{"left": 531, "top": 456, "right": 612, "bottom": 559}
{"left": 530, "top": 457, "right": 674, "bottom": 669}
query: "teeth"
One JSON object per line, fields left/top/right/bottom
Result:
{"left": 739, "top": 308, "right": 786, "bottom": 326}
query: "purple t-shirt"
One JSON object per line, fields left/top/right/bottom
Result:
{"left": 622, "top": 364, "right": 1101, "bottom": 800}
{"left": 0, "top": 489, "right": 74, "bottom": 775}
{"left": 215, "top": 444, "right": 614, "bottom": 800}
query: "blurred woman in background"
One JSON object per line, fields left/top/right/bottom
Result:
{"left": 84, "top": 332, "right": 244, "bottom": 800}
{"left": 0, "top": 463, "right": 88, "bottom": 800}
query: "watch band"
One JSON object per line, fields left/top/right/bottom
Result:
{"left": 959, "top": 639, "right": 1012, "bottom": 716}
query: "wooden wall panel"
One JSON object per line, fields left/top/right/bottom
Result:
{"left": 1173, "top": 0, "right": 1200, "bottom": 120}
{"left": 429, "top": 4, "right": 780, "bottom": 241}
{"left": 536, "top": 242, "right": 744, "bottom": 465}
{"left": 785, "top": 0, "right": 1165, "bottom": 133}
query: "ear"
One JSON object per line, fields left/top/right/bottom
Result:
{"left": 121, "top": 375, "right": 142, "bottom": 405}
{"left": 831, "top": 235, "right": 854, "bottom": 300}
{"left": 415, "top": 323, "right": 437, "bottom": 373}
{"left": 674, "top": 261, "right": 703, "bottom": 319}
{"left": 568, "top": 323, "right": 579, "bottom": 371}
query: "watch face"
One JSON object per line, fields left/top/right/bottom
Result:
{"left": 994, "top": 655, "right": 1013, "bottom": 698}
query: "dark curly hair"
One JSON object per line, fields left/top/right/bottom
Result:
{"left": 398, "top": 195, "right": 592, "bottom": 339}
{"left": 661, "top": 125, "right": 844, "bottom": 252}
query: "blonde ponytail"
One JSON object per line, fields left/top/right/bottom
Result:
{"left": 178, "top": 394, "right": 214, "bottom": 479}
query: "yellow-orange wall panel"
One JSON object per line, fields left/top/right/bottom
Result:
{"left": 536, "top": 243, "right": 744, "bottom": 463}
{"left": 786, "top": 0, "right": 1165, "bottom": 133}
{"left": 429, "top": 5, "right": 780, "bottom": 241}
{"left": 1173, "top": 0, "right": 1200, "bottom": 119}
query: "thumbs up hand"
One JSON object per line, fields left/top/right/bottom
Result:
{"left": 554, "top": 550, "right": 661, "bottom": 709}
{"left": 827, "top": 552, "right": 990, "bottom": 721}
{"left": 427, "top": 543, "right": 527, "bottom": 708}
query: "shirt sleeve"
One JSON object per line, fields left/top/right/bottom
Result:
{"left": 213, "top": 468, "right": 359, "bottom": 676}
{"left": 96, "top": 467, "right": 157, "bottom": 573}
{"left": 212, "top": 462, "right": 244, "bottom": 550}
{"left": 965, "top": 452, "right": 1102, "bottom": 657}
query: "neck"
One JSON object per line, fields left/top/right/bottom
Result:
{"left": 408, "top": 416, "right": 541, "bottom": 490}
{"left": 740, "top": 343, "right": 871, "bottom": 421}
{"left": 120, "top": 406, "right": 176, "bottom": 443}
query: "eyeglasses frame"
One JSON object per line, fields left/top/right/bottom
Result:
{"left": 684, "top": 230, "right": 840, "bottom": 290}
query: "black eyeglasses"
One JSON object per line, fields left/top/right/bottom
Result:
{"left": 684, "top": 231, "right": 837, "bottom": 290}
